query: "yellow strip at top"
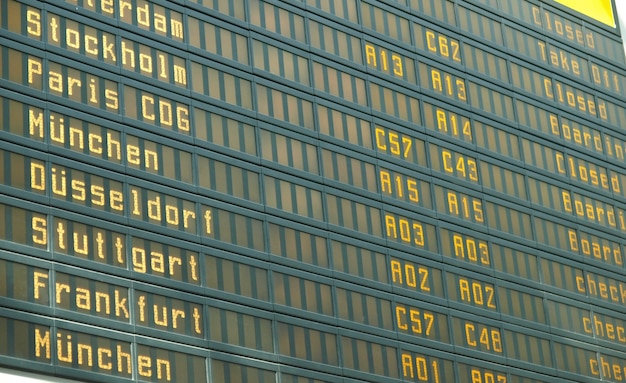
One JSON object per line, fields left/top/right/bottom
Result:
{"left": 554, "top": 0, "right": 615, "bottom": 27}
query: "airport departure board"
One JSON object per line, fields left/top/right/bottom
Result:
{"left": 1, "top": 0, "right": 626, "bottom": 382}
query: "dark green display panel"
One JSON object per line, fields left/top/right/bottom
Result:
{"left": 1, "top": 0, "right": 626, "bottom": 382}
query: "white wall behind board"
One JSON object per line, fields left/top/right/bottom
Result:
{"left": 618, "top": 0, "right": 626, "bottom": 60}
{"left": 0, "top": 368, "right": 86, "bottom": 383}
